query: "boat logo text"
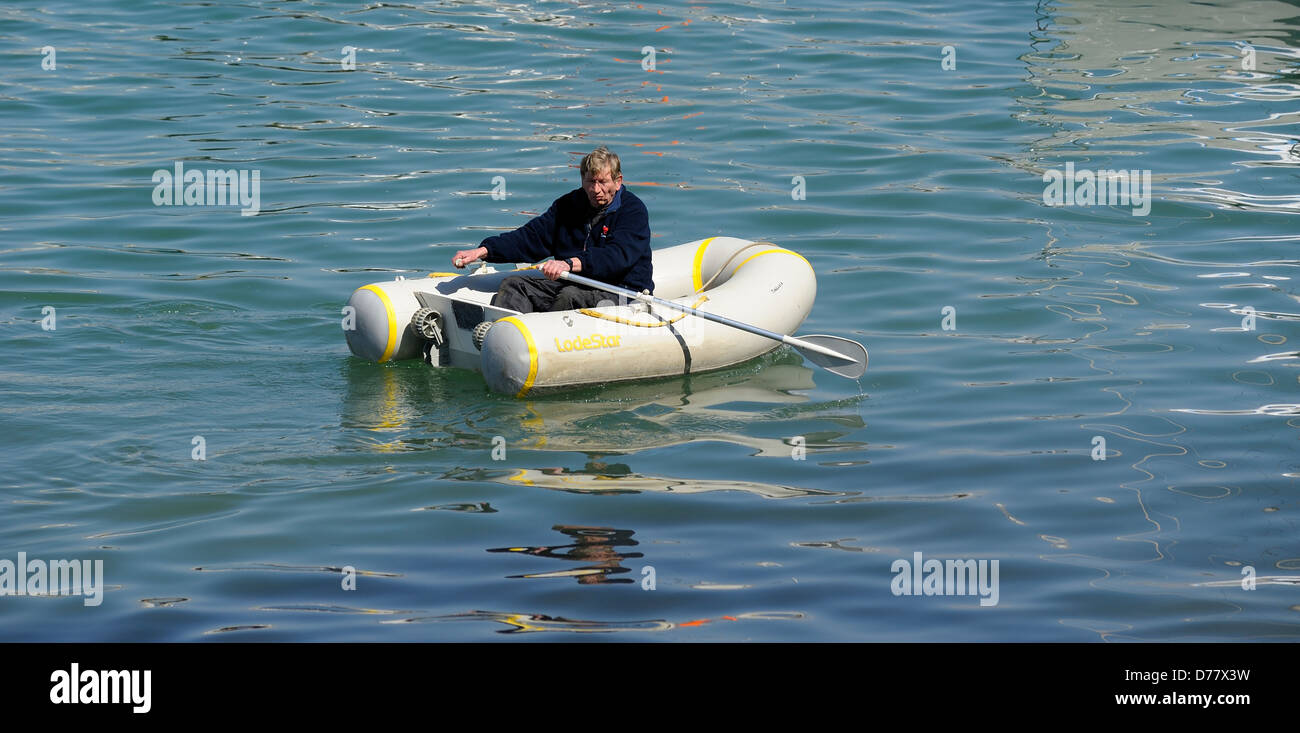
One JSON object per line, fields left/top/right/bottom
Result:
{"left": 555, "top": 333, "right": 623, "bottom": 352}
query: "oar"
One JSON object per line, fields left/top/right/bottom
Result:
{"left": 557, "top": 271, "right": 868, "bottom": 379}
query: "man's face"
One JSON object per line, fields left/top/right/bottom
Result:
{"left": 582, "top": 166, "right": 622, "bottom": 208}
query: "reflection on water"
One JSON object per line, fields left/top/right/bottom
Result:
{"left": 1195, "top": 575, "right": 1300, "bottom": 587}
{"left": 339, "top": 349, "right": 868, "bottom": 457}
{"left": 1022, "top": 0, "right": 1300, "bottom": 207}
{"left": 1017, "top": 0, "right": 1300, "bottom": 471}
{"left": 487, "top": 525, "right": 641, "bottom": 584}
{"left": 193, "top": 563, "right": 401, "bottom": 578}
{"left": 402, "top": 611, "right": 673, "bottom": 634}
{"left": 440, "top": 464, "right": 847, "bottom": 499}
{"left": 382, "top": 609, "right": 804, "bottom": 634}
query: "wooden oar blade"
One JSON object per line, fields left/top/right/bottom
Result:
{"left": 795, "top": 335, "right": 868, "bottom": 379}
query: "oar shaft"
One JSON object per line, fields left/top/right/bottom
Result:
{"left": 560, "top": 271, "right": 785, "bottom": 341}
{"left": 554, "top": 267, "right": 866, "bottom": 377}
{"left": 777, "top": 334, "right": 858, "bottom": 361}
{"left": 559, "top": 271, "right": 856, "bottom": 362}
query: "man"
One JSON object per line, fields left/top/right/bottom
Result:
{"left": 452, "top": 146, "right": 653, "bottom": 312}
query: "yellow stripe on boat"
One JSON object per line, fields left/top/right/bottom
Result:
{"left": 733, "top": 248, "right": 812, "bottom": 274}
{"left": 359, "top": 284, "right": 398, "bottom": 363}
{"left": 498, "top": 316, "right": 538, "bottom": 398}
{"left": 692, "top": 236, "right": 717, "bottom": 292}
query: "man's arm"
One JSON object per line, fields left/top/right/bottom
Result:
{"left": 479, "top": 200, "right": 559, "bottom": 264}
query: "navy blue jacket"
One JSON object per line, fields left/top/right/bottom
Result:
{"left": 480, "top": 186, "right": 654, "bottom": 293}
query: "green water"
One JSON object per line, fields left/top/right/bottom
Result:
{"left": 1, "top": 0, "right": 1298, "bottom": 641}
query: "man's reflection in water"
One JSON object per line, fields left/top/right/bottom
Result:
{"left": 488, "top": 525, "right": 642, "bottom": 584}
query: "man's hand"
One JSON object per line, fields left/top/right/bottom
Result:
{"left": 452, "top": 246, "right": 488, "bottom": 269}
{"left": 541, "top": 258, "right": 573, "bottom": 281}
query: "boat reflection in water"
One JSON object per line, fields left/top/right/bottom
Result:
{"left": 382, "top": 608, "right": 805, "bottom": 635}
{"left": 340, "top": 347, "right": 869, "bottom": 464}
{"left": 438, "top": 463, "right": 847, "bottom": 499}
{"left": 487, "top": 525, "right": 641, "bottom": 585}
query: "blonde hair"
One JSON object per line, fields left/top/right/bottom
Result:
{"left": 580, "top": 146, "right": 622, "bottom": 178}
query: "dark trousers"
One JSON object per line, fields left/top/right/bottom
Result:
{"left": 491, "top": 275, "right": 618, "bottom": 313}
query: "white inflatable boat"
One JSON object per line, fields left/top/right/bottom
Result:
{"left": 344, "top": 236, "right": 823, "bottom": 396}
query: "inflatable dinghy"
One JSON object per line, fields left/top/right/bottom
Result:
{"left": 344, "top": 236, "right": 819, "bottom": 396}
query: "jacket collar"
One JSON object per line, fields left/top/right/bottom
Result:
{"left": 605, "top": 185, "right": 624, "bottom": 213}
